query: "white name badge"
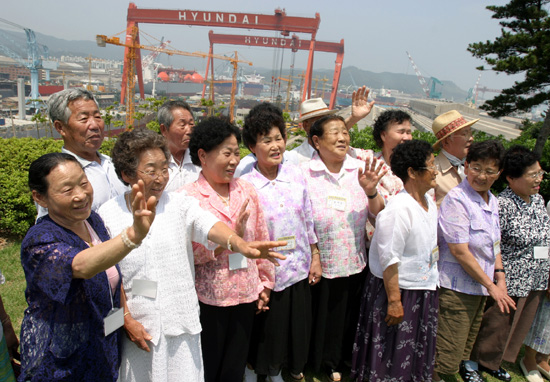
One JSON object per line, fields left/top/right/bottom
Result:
{"left": 430, "top": 246, "right": 439, "bottom": 268}
{"left": 104, "top": 307, "right": 124, "bottom": 336}
{"left": 132, "top": 279, "right": 158, "bottom": 299}
{"left": 534, "top": 246, "right": 550, "bottom": 259}
{"left": 228, "top": 253, "right": 248, "bottom": 270}
{"left": 493, "top": 240, "right": 501, "bottom": 256}
{"left": 327, "top": 195, "right": 347, "bottom": 211}
{"left": 277, "top": 236, "right": 296, "bottom": 251}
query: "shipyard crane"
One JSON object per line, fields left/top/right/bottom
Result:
{"left": 0, "top": 17, "right": 57, "bottom": 110}
{"left": 97, "top": 28, "right": 252, "bottom": 127}
{"left": 406, "top": 51, "right": 442, "bottom": 99}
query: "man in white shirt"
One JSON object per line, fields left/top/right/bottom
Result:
{"left": 158, "top": 100, "right": 201, "bottom": 191}
{"left": 37, "top": 89, "right": 127, "bottom": 218}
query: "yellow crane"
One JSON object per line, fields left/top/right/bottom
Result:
{"left": 96, "top": 27, "right": 252, "bottom": 128}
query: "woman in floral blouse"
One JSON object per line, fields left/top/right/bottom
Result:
{"left": 470, "top": 145, "right": 550, "bottom": 382}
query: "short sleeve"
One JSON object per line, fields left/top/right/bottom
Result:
{"left": 374, "top": 203, "right": 411, "bottom": 271}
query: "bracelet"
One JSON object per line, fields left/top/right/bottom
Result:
{"left": 121, "top": 227, "right": 140, "bottom": 249}
{"left": 494, "top": 269, "right": 505, "bottom": 273}
{"left": 311, "top": 249, "right": 320, "bottom": 256}
{"left": 227, "top": 234, "right": 234, "bottom": 252}
{"left": 124, "top": 312, "right": 131, "bottom": 317}
{"left": 367, "top": 190, "right": 378, "bottom": 199}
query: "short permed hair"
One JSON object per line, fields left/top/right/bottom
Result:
{"left": 157, "top": 100, "right": 193, "bottom": 130}
{"left": 309, "top": 114, "right": 346, "bottom": 143}
{"left": 111, "top": 128, "right": 170, "bottom": 186}
{"left": 29, "top": 153, "right": 81, "bottom": 195}
{"left": 242, "top": 103, "right": 286, "bottom": 150}
{"left": 189, "top": 117, "right": 241, "bottom": 167}
{"left": 466, "top": 140, "right": 505, "bottom": 169}
{"left": 372, "top": 110, "right": 411, "bottom": 149}
{"left": 47, "top": 88, "right": 99, "bottom": 124}
{"left": 501, "top": 145, "right": 540, "bottom": 180}
{"left": 390, "top": 140, "right": 433, "bottom": 183}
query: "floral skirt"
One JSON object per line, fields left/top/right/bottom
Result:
{"left": 351, "top": 272, "right": 438, "bottom": 382}
{"left": 524, "top": 295, "right": 550, "bottom": 354}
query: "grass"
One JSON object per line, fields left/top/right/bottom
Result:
{"left": 0, "top": 240, "right": 533, "bottom": 381}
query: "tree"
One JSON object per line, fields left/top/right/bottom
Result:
{"left": 468, "top": 0, "right": 550, "bottom": 157}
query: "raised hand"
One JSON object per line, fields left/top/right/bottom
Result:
{"left": 358, "top": 157, "right": 388, "bottom": 196}
{"left": 234, "top": 198, "right": 250, "bottom": 238}
{"left": 351, "top": 86, "right": 375, "bottom": 121}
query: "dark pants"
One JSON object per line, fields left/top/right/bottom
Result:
{"left": 471, "top": 290, "right": 545, "bottom": 370}
{"left": 200, "top": 301, "right": 256, "bottom": 382}
{"left": 309, "top": 268, "right": 366, "bottom": 371}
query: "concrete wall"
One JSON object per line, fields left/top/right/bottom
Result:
{"left": 409, "top": 100, "right": 480, "bottom": 119}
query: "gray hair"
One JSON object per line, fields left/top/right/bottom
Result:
{"left": 157, "top": 100, "right": 193, "bottom": 130}
{"left": 47, "top": 88, "right": 99, "bottom": 124}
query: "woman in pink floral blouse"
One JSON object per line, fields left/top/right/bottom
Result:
{"left": 183, "top": 117, "right": 279, "bottom": 382}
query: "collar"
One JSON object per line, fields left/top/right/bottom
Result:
{"left": 461, "top": 177, "right": 496, "bottom": 211}
{"left": 436, "top": 153, "right": 455, "bottom": 174}
{"left": 61, "top": 147, "right": 104, "bottom": 168}
{"left": 246, "top": 163, "right": 291, "bottom": 189}
{"left": 309, "top": 152, "right": 357, "bottom": 173}
{"left": 195, "top": 172, "right": 241, "bottom": 219}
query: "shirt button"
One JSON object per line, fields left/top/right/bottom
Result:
{"left": 272, "top": 182, "right": 276, "bottom": 186}
{"left": 280, "top": 203, "right": 284, "bottom": 208}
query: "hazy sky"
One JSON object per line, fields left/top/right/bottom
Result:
{"left": 2, "top": 0, "right": 524, "bottom": 91}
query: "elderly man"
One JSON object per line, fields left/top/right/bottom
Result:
{"left": 432, "top": 110, "right": 477, "bottom": 207}
{"left": 158, "top": 100, "right": 200, "bottom": 192}
{"left": 37, "top": 89, "right": 127, "bottom": 218}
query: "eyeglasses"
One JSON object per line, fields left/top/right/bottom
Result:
{"left": 469, "top": 166, "right": 500, "bottom": 177}
{"left": 138, "top": 168, "right": 169, "bottom": 180}
{"left": 525, "top": 170, "right": 547, "bottom": 179}
{"left": 419, "top": 165, "right": 437, "bottom": 172}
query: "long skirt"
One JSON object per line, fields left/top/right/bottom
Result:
{"left": 524, "top": 295, "right": 550, "bottom": 354}
{"left": 351, "top": 272, "right": 438, "bottom": 382}
{"left": 0, "top": 334, "right": 15, "bottom": 382}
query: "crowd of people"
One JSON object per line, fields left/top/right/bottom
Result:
{"left": 0, "top": 87, "right": 549, "bottom": 382}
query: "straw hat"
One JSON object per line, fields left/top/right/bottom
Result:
{"left": 432, "top": 110, "right": 479, "bottom": 149}
{"left": 296, "top": 98, "right": 337, "bottom": 123}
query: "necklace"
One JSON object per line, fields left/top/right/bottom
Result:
{"left": 214, "top": 189, "right": 230, "bottom": 205}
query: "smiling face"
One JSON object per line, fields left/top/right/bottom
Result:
{"left": 123, "top": 148, "right": 169, "bottom": 200}
{"left": 160, "top": 107, "right": 195, "bottom": 159}
{"left": 312, "top": 119, "right": 350, "bottom": 166}
{"left": 199, "top": 135, "right": 240, "bottom": 186}
{"left": 381, "top": 119, "right": 412, "bottom": 152}
{"left": 33, "top": 161, "right": 93, "bottom": 230}
{"left": 250, "top": 126, "right": 285, "bottom": 171}
{"left": 55, "top": 99, "right": 104, "bottom": 162}
{"left": 508, "top": 162, "right": 543, "bottom": 200}
{"left": 465, "top": 159, "right": 501, "bottom": 196}
{"left": 443, "top": 126, "right": 474, "bottom": 160}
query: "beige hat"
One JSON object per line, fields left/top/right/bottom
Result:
{"left": 296, "top": 98, "right": 337, "bottom": 123}
{"left": 432, "top": 110, "right": 479, "bottom": 149}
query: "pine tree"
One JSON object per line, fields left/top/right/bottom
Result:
{"left": 468, "top": 0, "right": 550, "bottom": 157}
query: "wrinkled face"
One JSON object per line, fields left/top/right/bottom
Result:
{"left": 160, "top": 108, "right": 195, "bottom": 156}
{"left": 312, "top": 119, "right": 350, "bottom": 164}
{"left": 465, "top": 159, "right": 501, "bottom": 195}
{"left": 445, "top": 127, "right": 473, "bottom": 160}
{"left": 200, "top": 135, "right": 240, "bottom": 185}
{"left": 34, "top": 161, "right": 93, "bottom": 228}
{"left": 250, "top": 126, "right": 285, "bottom": 170}
{"left": 508, "top": 162, "right": 544, "bottom": 199}
{"left": 417, "top": 154, "right": 438, "bottom": 190}
{"left": 124, "top": 148, "right": 169, "bottom": 200}
{"left": 56, "top": 99, "right": 104, "bottom": 158}
{"left": 381, "top": 120, "right": 412, "bottom": 151}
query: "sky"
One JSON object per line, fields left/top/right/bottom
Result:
{"left": 1, "top": 0, "right": 526, "bottom": 91}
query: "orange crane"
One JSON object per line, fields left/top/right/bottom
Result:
{"left": 96, "top": 27, "right": 252, "bottom": 128}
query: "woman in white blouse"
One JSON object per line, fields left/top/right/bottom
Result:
{"left": 351, "top": 140, "right": 440, "bottom": 381}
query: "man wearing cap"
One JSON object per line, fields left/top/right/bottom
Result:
{"left": 432, "top": 110, "right": 478, "bottom": 207}
{"left": 286, "top": 86, "right": 374, "bottom": 165}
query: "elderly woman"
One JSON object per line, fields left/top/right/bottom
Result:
{"left": 351, "top": 139, "right": 439, "bottom": 381}
{"left": 19, "top": 152, "right": 156, "bottom": 381}
{"left": 304, "top": 114, "right": 386, "bottom": 381}
{"left": 240, "top": 103, "right": 321, "bottom": 382}
{"left": 183, "top": 117, "right": 279, "bottom": 382}
{"left": 468, "top": 145, "right": 550, "bottom": 382}
{"left": 97, "top": 128, "right": 283, "bottom": 382}
{"left": 434, "top": 140, "right": 516, "bottom": 382}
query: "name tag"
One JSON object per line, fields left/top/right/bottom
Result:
{"left": 104, "top": 307, "right": 124, "bottom": 336}
{"left": 228, "top": 253, "right": 248, "bottom": 270}
{"left": 277, "top": 236, "right": 296, "bottom": 251}
{"left": 430, "top": 246, "right": 439, "bottom": 268}
{"left": 534, "top": 246, "right": 549, "bottom": 259}
{"left": 132, "top": 279, "right": 158, "bottom": 299}
{"left": 493, "top": 240, "right": 501, "bottom": 256}
{"left": 327, "top": 195, "right": 347, "bottom": 211}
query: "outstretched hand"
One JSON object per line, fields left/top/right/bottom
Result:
{"left": 358, "top": 157, "right": 388, "bottom": 196}
{"left": 351, "top": 86, "right": 375, "bottom": 121}
{"left": 129, "top": 180, "right": 157, "bottom": 243}
{"left": 239, "top": 240, "right": 288, "bottom": 266}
